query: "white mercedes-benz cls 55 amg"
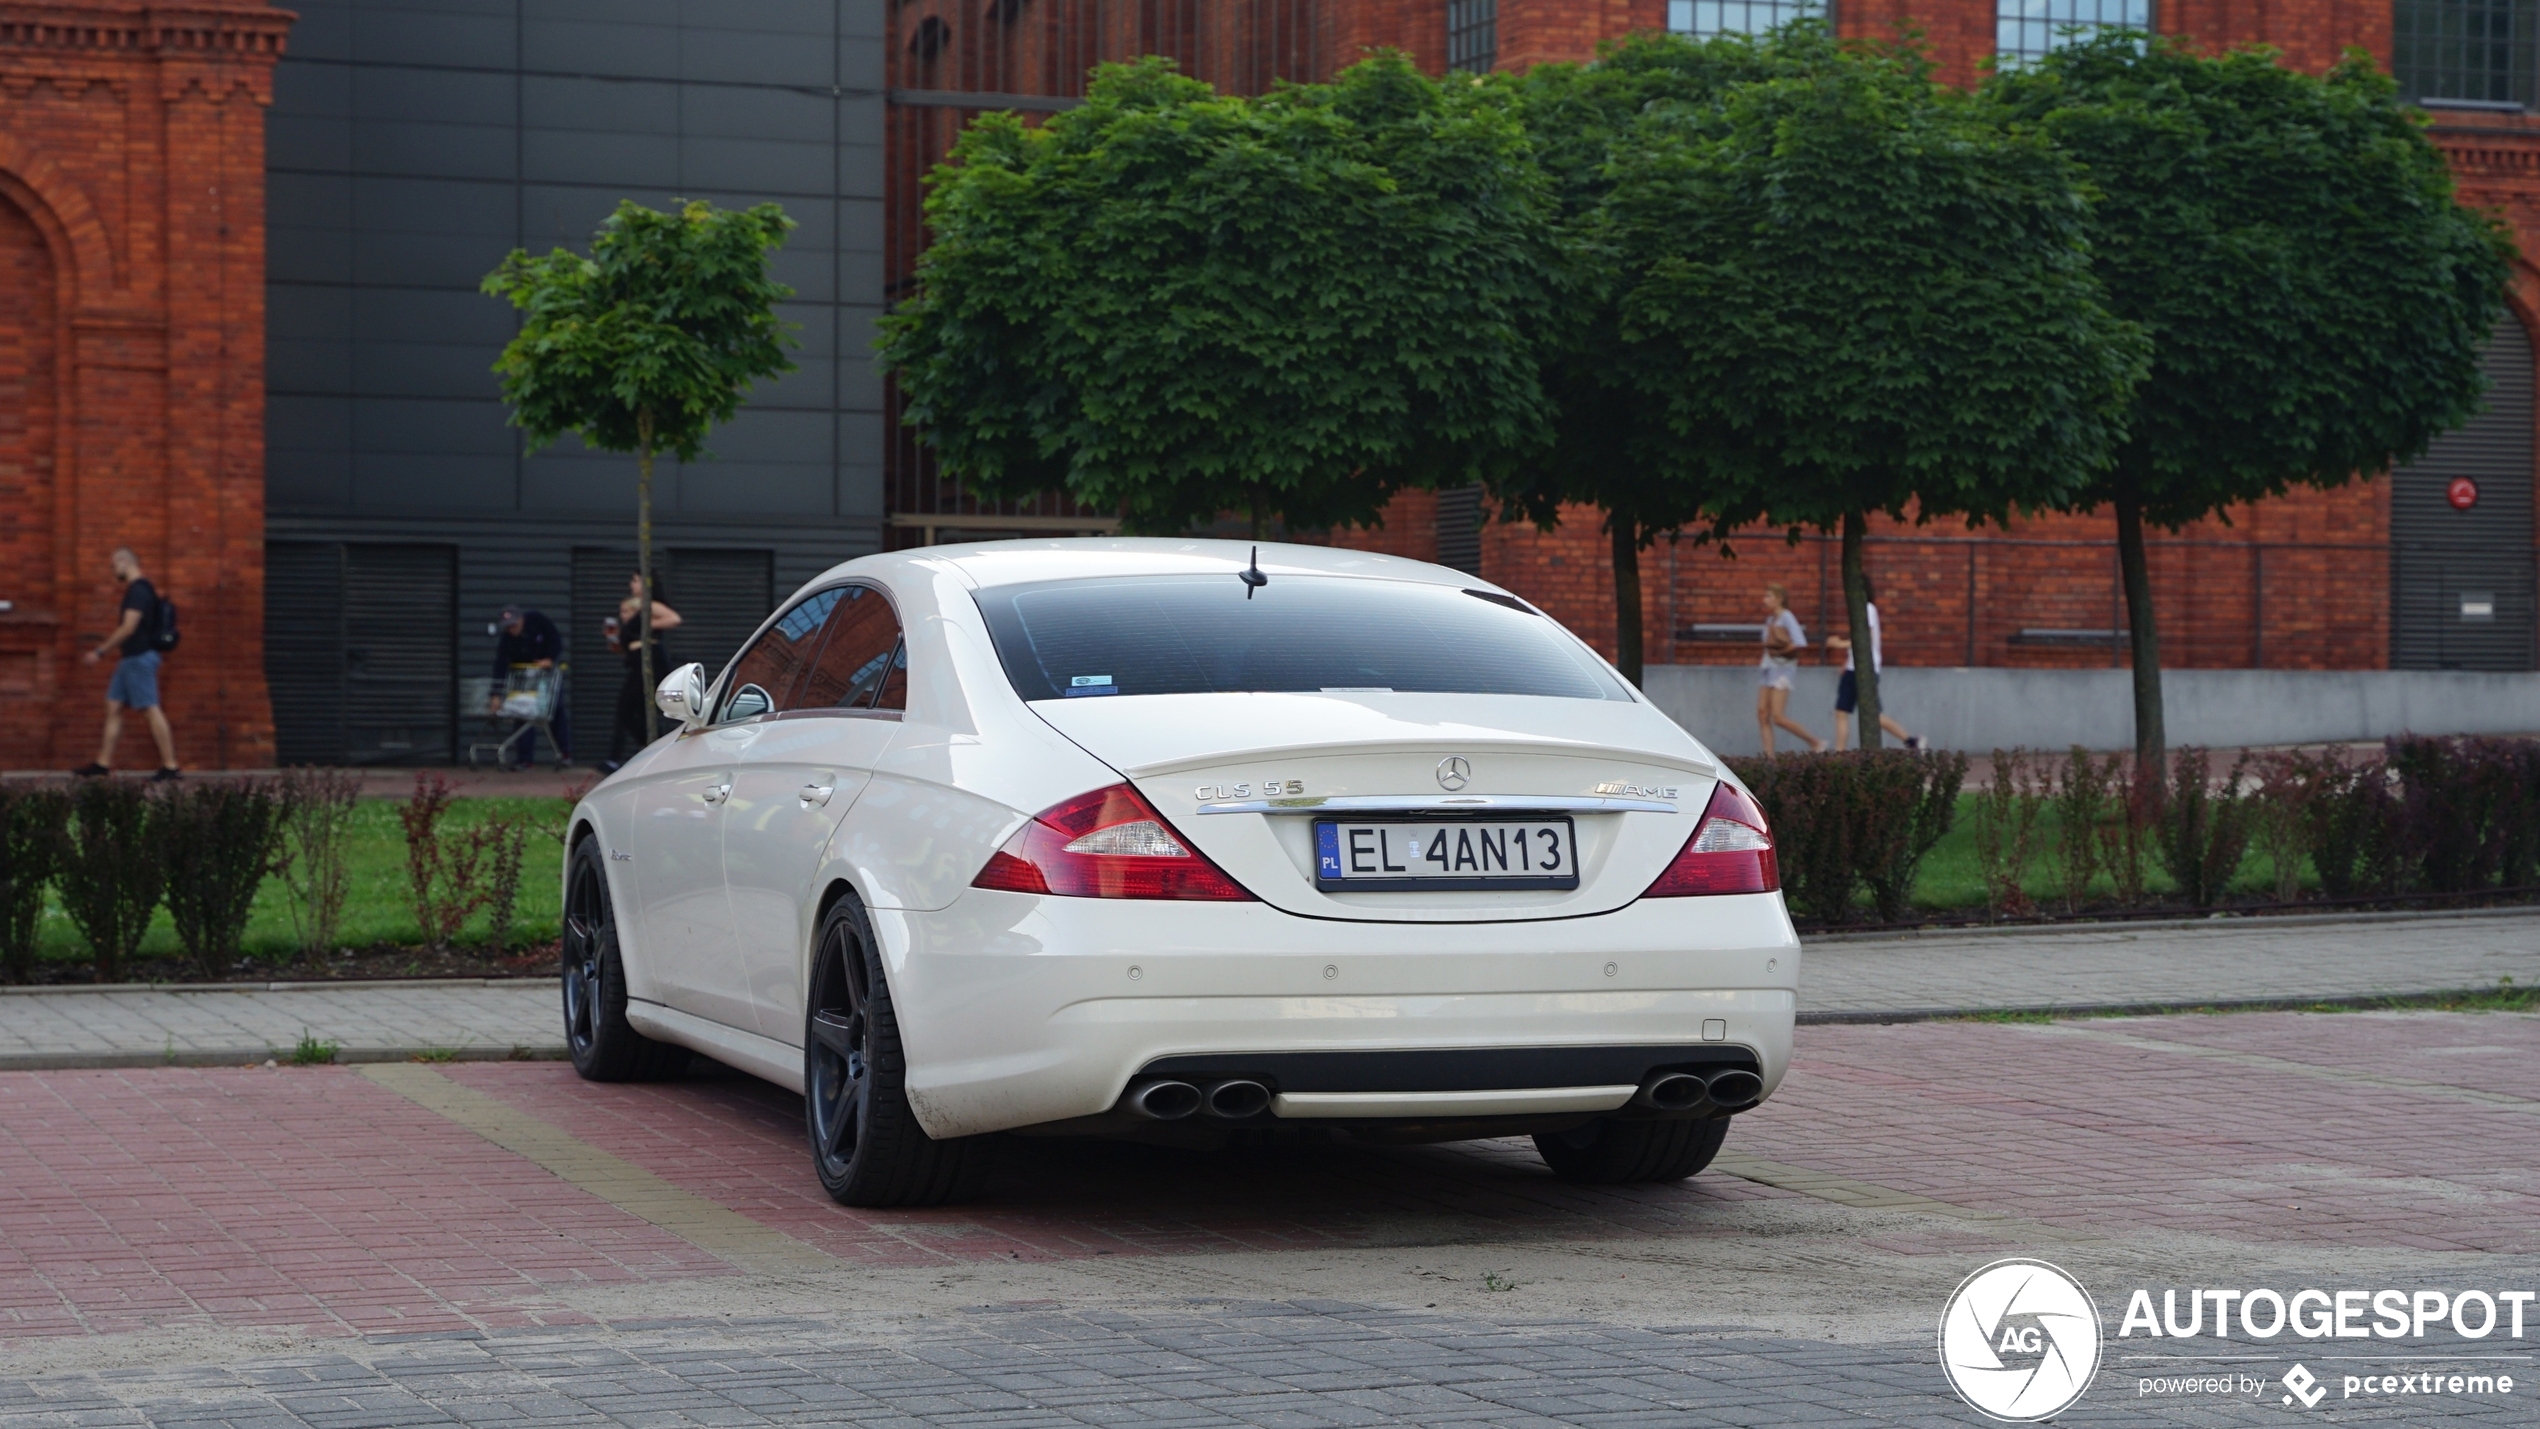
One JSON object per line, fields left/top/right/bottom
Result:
{"left": 561, "top": 539, "right": 1798, "bottom": 1206}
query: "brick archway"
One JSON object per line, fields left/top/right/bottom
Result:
{"left": 0, "top": 4, "right": 290, "bottom": 770}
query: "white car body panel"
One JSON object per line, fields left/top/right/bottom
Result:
{"left": 566, "top": 538, "right": 1802, "bottom": 1143}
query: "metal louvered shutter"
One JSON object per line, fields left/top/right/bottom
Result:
{"left": 2392, "top": 320, "right": 2538, "bottom": 670}
{"left": 264, "top": 542, "right": 346, "bottom": 765}
{"left": 664, "top": 549, "right": 775, "bottom": 688}
{"left": 341, "top": 545, "right": 456, "bottom": 764}
{"left": 1435, "top": 486, "right": 1484, "bottom": 575}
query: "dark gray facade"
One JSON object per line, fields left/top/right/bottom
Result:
{"left": 263, "top": 0, "right": 886, "bottom": 764}
{"left": 2391, "top": 319, "right": 2539, "bottom": 671}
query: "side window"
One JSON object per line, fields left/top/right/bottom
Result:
{"left": 797, "top": 586, "right": 906, "bottom": 712}
{"left": 716, "top": 588, "right": 847, "bottom": 723}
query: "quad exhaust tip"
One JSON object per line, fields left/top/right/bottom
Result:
{"left": 1203, "top": 1079, "right": 1272, "bottom": 1119}
{"left": 1126, "top": 1079, "right": 1203, "bottom": 1121}
{"left": 1634, "top": 1067, "right": 1764, "bottom": 1112}
{"left": 1704, "top": 1069, "right": 1764, "bottom": 1108}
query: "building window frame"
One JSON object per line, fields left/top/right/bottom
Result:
{"left": 1666, "top": 0, "right": 1830, "bottom": 39}
{"left": 1995, "top": 0, "right": 2154, "bottom": 66}
{"left": 2395, "top": 0, "right": 2539, "bottom": 110}
{"left": 1447, "top": 0, "right": 1497, "bottom": 74}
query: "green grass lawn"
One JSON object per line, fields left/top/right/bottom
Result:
{"left": 1905, "top": 794, "right": 2306, "bottom": 915}
{"left": 33, "top": 796, "right": 571, "bottom": 968}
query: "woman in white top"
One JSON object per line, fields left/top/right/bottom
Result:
{"left": 1755, "top": 583, "right": 1826, "bottom": 754}
{"left": 1823, "top": 575, "right": 1921, "bottom": 750}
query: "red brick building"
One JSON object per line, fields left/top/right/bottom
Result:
{"left": 886, "top": 0, "right": 2540, "bottom": 677}
{"left": 0, "top": 2, "right": 288, "bottom": 770}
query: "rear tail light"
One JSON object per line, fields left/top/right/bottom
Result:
{"left": 973, "top": 783, "right": 1256, "bottom": 901}
{"left": 1643, "top": 781, "right": 1778, "bottom": 897}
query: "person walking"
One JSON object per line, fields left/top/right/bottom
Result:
{"left": 489, "top": 605, "right": 570, "bottom": 762}
{"left": 603, "top": 571, "right": 682, "bottom": 771}
{"left": 1823, "top": 576, "right": 1923, "bottom": 750}
{"left": 72, "top": 547, "right": 179, "bottom": 780}
{"left": 1754, "top": 583, "right": 1825, "bottom": 754}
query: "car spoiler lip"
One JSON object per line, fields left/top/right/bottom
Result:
{"left": 1193, "top": 793, "right": 1679, "bottom": 816}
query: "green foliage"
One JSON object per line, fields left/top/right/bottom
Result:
{"left": 58, "top": 780, "right": 165, "bottom": 982}
{"left": 1987, "top": 37, "right": 2515, "bottom": 761}
{"left": 482, "top": 199, "right": 799, "bottom": 462}
{"left": 290, "top": 1031, "right": 339, "bottom": 1066}
{"left": 1725, "top": 747, "right": 1966, "bottom": 924}
{"left": 1990, "top": 36, "right": 2513, "bottom": 529}
{"left": 1606, "top": 32, "right": 2146, "bottom": 539}
{"left": 879, "top": 54, "right": 1561, "bottom": 535}
{"left": 0, "top": 787, "right": 66, "bottom": 982}
{"left": 2156, "top": 749, "right": 2255, "bottom": 908}
{"left": 1971, "top": 751, "right": 2046, "bottom": 916}
{"left": 159, "top": 779, "right": 288, "bottom": 978}
{"left": 1497, "top": 27, "right": 1836, "bottom": 679}
{"left": 276, "top": 766, "right": 363, "bottom": 956}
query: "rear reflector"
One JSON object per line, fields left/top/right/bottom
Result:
{"left": 973, "top": 783, "right": 1256, "bottom": 900}
{"left": 1643, "top": 782, "right": 1778, "bottom": 897}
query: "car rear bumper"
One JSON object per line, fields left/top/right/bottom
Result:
{"left": 877, "top": 889, "right": 1800, "bottom": 1139}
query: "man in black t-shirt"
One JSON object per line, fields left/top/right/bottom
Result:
{"left": 73, "top": 547, "right": 179, "bottom": 780}
{"left": 489, "top": 605, "right": 570, "bottom": 761}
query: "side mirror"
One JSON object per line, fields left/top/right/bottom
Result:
{"left": 655, "top": 662, "right": 709, "bottom": 728}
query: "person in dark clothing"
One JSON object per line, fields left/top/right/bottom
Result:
{"left": 489, "top": 605, "right": 569, "bottom": 761}
{"left": 73, "top": 547, "right": 179, "bottom": 780}
{"left": 604, "top": 571, "right": 683, "bottom": 770}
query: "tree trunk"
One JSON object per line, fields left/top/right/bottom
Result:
{"left": 1610, "top": 515, "right": 1642, "bottom": 687}
{"left": 2114, "top": 496, "right": 2165, "bottom": 772}
{"left": 1841, "top": 510, "right": 1881, "bottom": 750}
{"left": 637, "top": 408, "right": 657, "bottom": 745}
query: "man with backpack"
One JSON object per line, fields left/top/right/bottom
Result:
{"left": 73, "top": 546, "right": 179, "bottom": 781}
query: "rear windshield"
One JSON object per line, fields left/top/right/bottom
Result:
{"left": 974, "top": 575, "right": 1631, "bottom": 702}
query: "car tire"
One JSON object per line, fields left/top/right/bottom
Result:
{"left": 561, "top": 838, "right": 687, "bottom": 1082}
{"left": 1533, "top": 1114, "right": 1732, "bottom": 1184}
{"left": 804, "top": 892, "right": 984, "bottom": 1207}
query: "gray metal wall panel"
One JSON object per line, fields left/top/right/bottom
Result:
{"left": 270, "top": 0, "right": 886, "bottom": 760}
{"left": 2392, "top": 319, "right": 2539, "bottom": 670}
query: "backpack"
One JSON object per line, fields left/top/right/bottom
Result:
{"left": 151, "top": 593, "right": 179, "bottom": 653}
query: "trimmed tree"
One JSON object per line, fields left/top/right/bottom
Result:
{"left": 1605, "top": 37, "right": 2148, "bottom": 744}
{"left": 1988, "top": 37, "right": 2513, "bottom": 767}
{"left": 1502, "top": 26, "right": 1832, "bottom": 684}
{"left": 878, "top": 53, "right": 1560, "bottom": 538}
{"left": 483, "top": 199, "right": 797, "bottom": 739}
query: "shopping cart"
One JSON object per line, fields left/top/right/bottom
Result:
{"left": 464, "top": 664, "right": 566, "bottom": 770}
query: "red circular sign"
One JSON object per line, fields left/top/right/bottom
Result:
{"left": 2449, "top": 477, "right": 2480, "bottom": 510}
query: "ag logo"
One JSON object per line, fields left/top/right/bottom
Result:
{"left": 1938, "top": 1259, "right": 2103, "bottom": 1422}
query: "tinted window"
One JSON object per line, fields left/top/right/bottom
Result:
{"left": 797, "top": 586, "right": 906, "bottom": 711}
{"left": 975, "top": 576, "right": 1629, "bottom": 702}
{"left": 717, "top": 587, "right": 847, "bottom": 722}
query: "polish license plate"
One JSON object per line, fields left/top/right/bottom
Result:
{"left": 1314, "top": 818, "right": 1579, "bottom": 892}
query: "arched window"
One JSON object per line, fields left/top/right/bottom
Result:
{"left": 1996, "top": 0, "right": 2152, "bottom": 64}
{"left": 2394, "top": 0, "right": 2537, "bottom": 109}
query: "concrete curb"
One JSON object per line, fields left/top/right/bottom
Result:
{"left": 0, "top": 976, "right": 557, "bottom": 996}
{"left": 1802, "top": 903, "right": 2540, "bottom": 945}
{"left": 0, "top": 1043, "right": 571, "bottom": 1071}
{"left": 1796, "top": 987, "right": 2514, "bottom": 1024}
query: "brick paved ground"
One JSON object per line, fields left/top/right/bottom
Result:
{"left": 5, "top": 909, "right": 2531, "bottom": 1071}
{"left": 4, "top": 1006, "right": 2533, "bottom": 1425}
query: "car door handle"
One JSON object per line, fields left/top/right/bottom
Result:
{"left": 701, "top": 780, "right": 732, "bottom": 805}
{"left": 799, "top": 781, "right": 835, "bottom": 807}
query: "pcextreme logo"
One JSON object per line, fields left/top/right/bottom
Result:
{"left": 1938, "top": 1259, "right": 2104, "bottom": 1422}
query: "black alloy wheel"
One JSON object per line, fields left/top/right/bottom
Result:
{"left": 1534, "top": 1113, "right": 1732, "bottom": 1184}
{"left": 561, "top": 838, "right": 684, "bottom": 1081}
{"left": 804, "top": 893, "right": 982, "bottom": 1207}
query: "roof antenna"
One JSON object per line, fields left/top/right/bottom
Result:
{"left": 1240, "top": 545, "right": 1269, "bottom": 599}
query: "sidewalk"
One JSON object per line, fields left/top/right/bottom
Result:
{"left": 1, "top": 909, "right": 2530, "bottom": 1071}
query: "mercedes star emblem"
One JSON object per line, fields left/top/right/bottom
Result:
{"left": 1436, "top": 756, "right": 1471, "bottom": 791}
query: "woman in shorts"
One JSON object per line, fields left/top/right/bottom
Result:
{"left": 1755, "top": 583, "right": 1826, "bottom": 754}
